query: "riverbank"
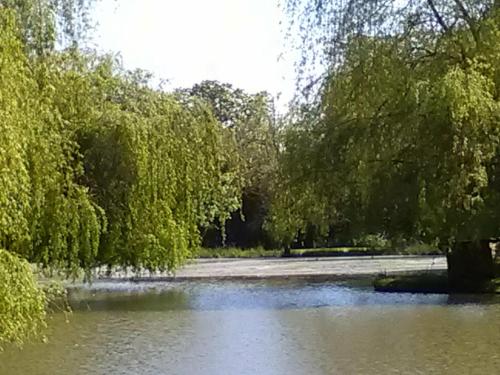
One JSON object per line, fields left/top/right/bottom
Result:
{"left": 374, "top": 273, "right": 500, "bottom": 294}
{"left": 90, "top": 255, "right": 446, "bottom": 282}
{"left": 197, "top": 246, "right": 441, "bottom": 258}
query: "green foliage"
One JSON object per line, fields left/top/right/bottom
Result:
{"left": 0, "top": 249, "right": 46, "bottom": 349}
{"left": 401, "top": 242, "right": 440, "bottom": 255}
{"left": 273, "top": 1, "right": 500, "bottom": 246}
{"left": 179, "top": 81, "right": 278, "bottom": 247}
{"left": 284, "top": 0, "right": 499, "bottom": 96}
{"left": 1, "top": 7, "right": 243, "bottom": 344}
{"left": 0, "top": 9, "right": 241, "bottom": 273}
{"left": 197, "top": 246, "right": 281, "bottom": 258}
{"left": 196, "top": 245, "right": 439, "bottom": 258}
{"left": 353, "top": 234, "right": 390, "bottom": 250}
{"left": 0, "top": 0, "right": 96, "bottom": 55}
{"left": 179, "top": 81, "right": 278, "bottom": 199}
{"left": 42, "top": 281, "right": 71, "bottom": 315}
{"left": 69, "top": 67, "right": 242, "bottom": 270}
{"left": 0, "top": 11, "right": 106, "bottom": 273}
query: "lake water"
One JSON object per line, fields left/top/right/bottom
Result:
{"left": 1, "top": 280, "right": 499, "bottom": 374}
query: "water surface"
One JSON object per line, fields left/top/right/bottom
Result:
{"left": 1, "top": 280, "right": 499, "bottom": 374}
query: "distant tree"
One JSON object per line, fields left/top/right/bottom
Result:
{"left": 179, "top": 81, "right": 279, "bottom": 247}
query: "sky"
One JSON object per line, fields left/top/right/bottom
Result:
{"left": 89, "top": 0, "right": 297, "bottom": 110}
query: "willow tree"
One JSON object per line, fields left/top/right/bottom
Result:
{"left": 0, "top": 8, "right": 103, "bottom": 270}
{"left": 284, "top": 0, "right": 499, "bottom": 94}
{"left": 0, "top": 0, "right": 101, "bottom": 347}
{"left": 1, "top": 5, "right": 242, "bottom": 346}
{"left": 272, "top": 1, "right": 500, "bottom": 281}
{"left": 56, "top": 65, "right": 243, "bottom": 269}
{"left": 0, "top": 0, "right": 96, "bottom": 55}
{"left": 0, "top": 9, "right": 64, "bottom": 348}
{"left": 0, "top": 249, "right": 46, "bottom": 349}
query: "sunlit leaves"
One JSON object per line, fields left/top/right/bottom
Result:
{"left": 273, "top": 1, "right": 500, "bottom": 245}
{"left": 0, "top": 249, "right": 46, "bottom": 349}
{"left": 0, "top": 4, "right": 244, "bottom": 349}
{"left": 0, "top": 9, "right": 241, "bottom": 273}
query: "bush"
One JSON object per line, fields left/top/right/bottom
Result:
{"left": 353, "top": 233, "right": 390, "bottom": 249}
{"left": 0, "top": 249, "right": 46, "bottom": 349}
{"left": 401, "top": 242, "right": 441, "bottom": 255}
{"left": 197, "top": 247, "right": 281, "bottom": 258}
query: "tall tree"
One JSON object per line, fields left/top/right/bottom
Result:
{"left": 284, "top": 0, "right": 499, "bottom": 97}
{"left": 273, "top": 0, "right": 500, "bottom": 281}
{"left": 0, "top": 8, "right": 243, "bottom": 345}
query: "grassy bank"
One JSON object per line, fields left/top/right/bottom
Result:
{"left": 196, "top": 247, "right": 282, "bottom": 258}
{"left": 374, "top": 273, "right": 500, "bottom": 294}
{"left": 197, "top": 245, "right": 442, "bottom": 258}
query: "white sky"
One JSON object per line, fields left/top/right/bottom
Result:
{"left": 89, "top": 0, "right": 297, "bottom": 110}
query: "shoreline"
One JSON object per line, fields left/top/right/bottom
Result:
{"left": 83, "top": 255, "right": 446, "bottom": 284}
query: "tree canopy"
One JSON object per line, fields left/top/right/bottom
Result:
{"left": 1, "top": 12, "right": 242, "bottom": 272}
{"left": 270, "top": 0, "right": 500, "bottom": 247}
{"left": 285, "top": 0, "right": 499, "bottom": 91}
{"left": 0, "top": 7, "right": 242, "bottom": 345}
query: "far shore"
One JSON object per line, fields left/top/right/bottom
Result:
{"left": 81, "top": 255, "right": 446, "bottom": 284}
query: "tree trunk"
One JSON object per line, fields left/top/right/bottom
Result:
{"left": 447, "top": 240, "right": 495, "bottom": 291}
{"left": 283, "top": 244, "right": 291, "bottom": 257}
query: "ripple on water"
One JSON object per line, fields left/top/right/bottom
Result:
{"left": 67, "top": 279, "right": 498, "bottom": 311}
{"left": 1, "top": 280, "right": 499, "bottom": 375}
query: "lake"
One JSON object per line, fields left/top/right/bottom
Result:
{"left": 1, "top": 280, "right": 499, "bottom": 374}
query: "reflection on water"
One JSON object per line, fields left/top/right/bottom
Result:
{"left": 1, "top": 281, "right": 499, "bottom": 375}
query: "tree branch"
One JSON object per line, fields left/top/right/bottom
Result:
{"left": 453, "top": 0, "right": 479, "bottom": 44}
{"left": 426, "top": 0, "right": 449, "bottom": 32}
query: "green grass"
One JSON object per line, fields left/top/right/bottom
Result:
{"left": 196, "top": 247, "right": 282, "bottom": 258}
{"left": 290, "top": 247, "right": 380, "bottom": 256}
{"left": 196, "top": 247, "right": 376, "bottom": 258}
{"left": 196, "top": 245, "right": 441, "bottom": 258}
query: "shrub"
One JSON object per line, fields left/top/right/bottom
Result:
{"left": 402, "top": 242, "right": 441, "bottom": 255}
{"left": 353, "top": 233, "right": 390, "bottom": 249}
